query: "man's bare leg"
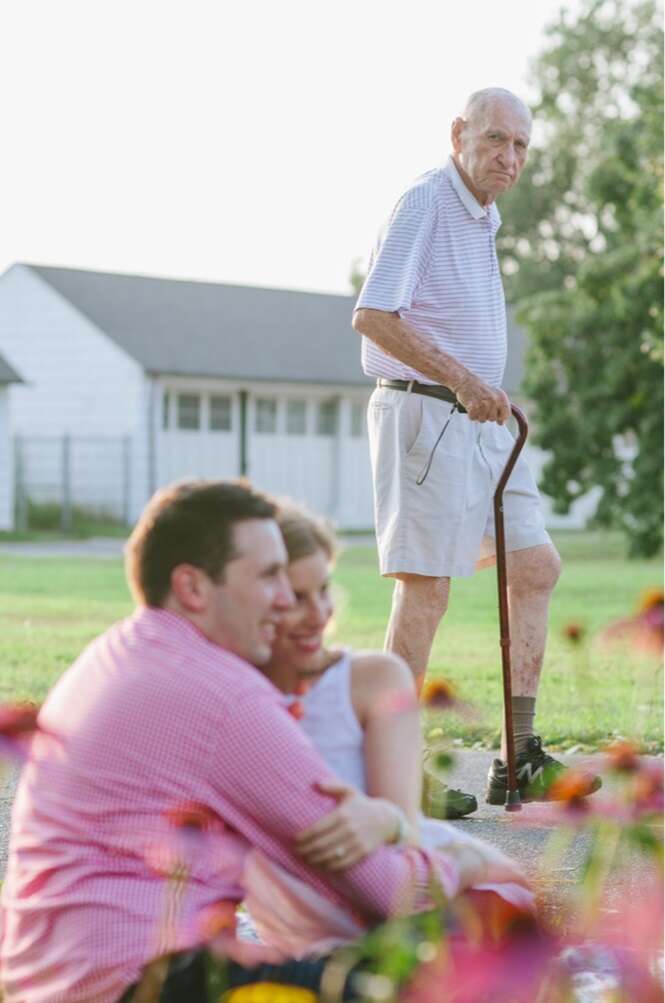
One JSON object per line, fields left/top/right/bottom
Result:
{"left": 385, "top": 573, "right": 478, "bottom": 817}
{"left": 501, "top": 542, "right": 562, "bottom": 758}
{"left": 487, "top": 539, "right": 599, "bottom": 802}
{"left": 384, "top": 573, "right": 451, "bottom": 695}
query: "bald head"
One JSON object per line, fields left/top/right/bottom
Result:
{"left": 451, "top": 88, "right": 532, "bottom": 206}
{"left": 462, "top": 88, "right": 532, "bottom": 130}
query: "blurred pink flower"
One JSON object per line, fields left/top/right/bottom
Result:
{"left": 146, "top": 801, "right": 242, "bottom": 879}
{"left": 197, "top": 900, "right": 237, "bottom": 939}
{"left": 604, "top": 739, "right": 642, "bottom": 774}
{"left": 164, "top": 801, "right": 221, "bottom": 833}
{"left": 421, "top": 679, "right": 458, "bottom": 710}
{"left": 421, "top": 678, "right": 476, "bottom": 720}
{"left": 404, "top": 912, "right": 558, "bottom": 1003}
{"left": 0, "top": 702, "right": 44, "bottom": 761}
{"left": 546, "top": 768, "right": 600, "bottom": 815}
{"left": 601, "top": 588, "right": 664, "bottom": 658}
{"left": 629, "top": 759, "right": 664, "bottom": 819}
{"left": 572, "top": 879, "right": 665, "bottom": 1001}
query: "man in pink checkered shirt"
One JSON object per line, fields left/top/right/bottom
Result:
{"left": 1, "top": 480, "right": 525, "bottom": 1003}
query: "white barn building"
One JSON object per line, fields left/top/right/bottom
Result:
{"left": 0, "top": 264, "right": 376, "bottom": 527}
{"left": 0, "top": 262, "right": 595, "bottom": 531}
{"left": 0, "top": 352, "right": 23, "bottom": 530}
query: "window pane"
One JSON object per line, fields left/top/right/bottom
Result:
{"left": 177, "top": 393, "right": 200, "bottom": 430}
{"left": 162, "top": 392, "right": 170, "bottom": 430}
{"left": 210, "top": 395, "right": 232, "bottom": 431}
{"left": 350, "top": 402, "right": 365, "bottom": 438}
{"left": 286, "top": 399, "right": 306, "bottom": 435}
{"left": 255, "top": 398, "right": 277, "bottom": 434}
{"left": 317, "top": 399, "right": 338, "bottom": 436}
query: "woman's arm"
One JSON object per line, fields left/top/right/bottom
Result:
{"left": 351, "top": 651, "right": 422, "bottom": 827}
{"left": 293, "top": 652, "right": 422, "bottom": 870}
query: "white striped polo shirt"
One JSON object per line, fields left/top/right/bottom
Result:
{"left": 355, "top": 157, "right": 507, "bottom": 389}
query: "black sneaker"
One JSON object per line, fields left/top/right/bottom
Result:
{"left": 485, "top": 735, "right": 602, "bottom": 805}
{"left": 422, "top": 757, "right": 477, "bottom": 819}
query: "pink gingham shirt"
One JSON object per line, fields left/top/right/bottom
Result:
{"left": 1, "top": 608, "right": 458, "bottom": 1003}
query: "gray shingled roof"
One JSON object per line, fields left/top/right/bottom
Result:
{"left": 0, "top": 352, "right": 23, "bottom": 385}
{"left": 28, "top": 265, "right": 369, "bottom": 387}
{"left": 26, "top": 264, "right": 525, "bottom": 393}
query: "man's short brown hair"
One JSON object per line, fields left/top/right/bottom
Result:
{"left": 125, "top": 479, "right": 276, "bottom": 607}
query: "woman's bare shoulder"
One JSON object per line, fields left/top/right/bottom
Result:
{"left": 349, "top": 650, "right": 416, "bottom": 694}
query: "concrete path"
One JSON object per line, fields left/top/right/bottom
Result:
{"left": 0, "top": 537, "right": 127, "bottom": 558}
{"left": 0, "top": 534, "right": 377, "bottom": 559}
{"left": 435, "top": 749, "right": 661, "bottom": 915}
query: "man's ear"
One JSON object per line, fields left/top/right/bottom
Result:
{"left": 451, "top": 116, "right": 465, "bottom": 154}
{"left": 170, "top": 564, "right": 210, "bottom": 613}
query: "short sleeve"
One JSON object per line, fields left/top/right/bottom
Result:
{"left": 356, "top": 192, "right": 436, "bottom": 315}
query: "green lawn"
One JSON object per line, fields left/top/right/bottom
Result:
{"left": 0, "top": 531, "right": 662, "bottom": 751}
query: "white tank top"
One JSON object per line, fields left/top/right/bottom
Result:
{"left": 245, "top": 650, "right": 535, "bottom": 951}
{"left": 296, "top": 651, "right": 367, "bottom": 793}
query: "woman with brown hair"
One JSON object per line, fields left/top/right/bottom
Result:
{"left": 241, "top": 502, "right": 531, "bottom": 955}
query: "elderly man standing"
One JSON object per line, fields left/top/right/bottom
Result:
{"left": 353, "top": 87, "right": 599, "bottom": 813}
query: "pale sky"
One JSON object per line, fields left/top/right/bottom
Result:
{"left": 2, "top": 0, "right": 580, "bottom": 295}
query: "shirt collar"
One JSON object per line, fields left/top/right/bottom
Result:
{"left": 444, "top": 156, "right": 494, "bottom": 221}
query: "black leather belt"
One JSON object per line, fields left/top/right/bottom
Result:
{"left": 376, "top": 378, "right": 467, "bottom": 414}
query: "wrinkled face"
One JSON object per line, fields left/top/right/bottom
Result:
{"left": 202, "top": 519, "right": 294, "bottom": 665}
{"left": 452, "top": 99, "right": 531, "bottom": 204}
{"left": 268, "top": 549, "right": 334, "bottom": 672}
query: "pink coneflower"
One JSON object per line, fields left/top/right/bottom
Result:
{"left": 605, "top": 739, "right": 641, "bottom": 774}
{"left": 164, "top": 801, "right": 221, "bottom": 833}
{"left": 546, "top": 769, "right": 599, "bottom": 815}
{"left": 601, "top": 587, "right": 664, "bottom": 658}
{"left": 630, "top": 760, "right": 664, "bottom": 819}
{"left": 0, "top": 702, "right": 44, "bottom": 760}
{"left": 421, "top": 679, "right": 458, "bottom": 710}
{"left": 404, "top": 907, "right": 557, "bottom": 1003}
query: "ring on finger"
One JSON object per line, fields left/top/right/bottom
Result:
{"left": 334, "top": 847, "right": 344, "bottom": 859}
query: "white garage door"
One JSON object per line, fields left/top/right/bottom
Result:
{"left": 157, "top": 390, "right": 239, "bottom": 485}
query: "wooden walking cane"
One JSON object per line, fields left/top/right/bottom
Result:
{"left": 494, "top": 403, "right": 529, "bottom": 811}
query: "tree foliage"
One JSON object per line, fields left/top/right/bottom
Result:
{"left": 498, "top": 0, "right": 663, "bottom": 556}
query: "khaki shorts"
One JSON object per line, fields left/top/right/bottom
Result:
{"left": 367, "top": 386, "right": 551, "bottom": 578}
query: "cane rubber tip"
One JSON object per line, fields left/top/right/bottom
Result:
{"left": 504, "top": 790, "right": 522, "bottom": 812}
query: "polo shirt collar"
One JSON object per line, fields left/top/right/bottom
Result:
{"left": 444, "top": 156, "right": 498, "bottom": 223}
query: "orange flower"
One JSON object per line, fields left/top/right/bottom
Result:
{"left": 605, "top": 739, "right": 641, "bottom": 774}
{"left": 0, "top": 703, "right": 41, "bottom": 736}
{"left": 636, "top": 587, "right": 664, "bottom": 614}
{"left": 546, "top": 769, "right": 595, "bottom": 811}
{"left": 422, "top": 678, "right": 458, "bottom": 710}
{"left": 164, "top": 802, "right": 220, "bottom": 832}
{"left": 601, "top": 589, "right": 664, "bottom": 659}
{"left": 563, "top": 622, "right": 585, "bottom": 644}
{"left": 462, "top": 889, "right": 540, "bottom": 947}
{"left": 288, "top": 700, "right": 305, "bottom": 721}
{"left": 0, "top": 702, "right": 45, "bottom": 761}
{"left": 198, "top": 900, "right": 237, "bottom": 940}
{"left": 631, "top": 761, "right": 664, "bottom": 817}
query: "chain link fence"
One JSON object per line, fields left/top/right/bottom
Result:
{"left": 14, "top": 435, "right": 132, "bottom": 531}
